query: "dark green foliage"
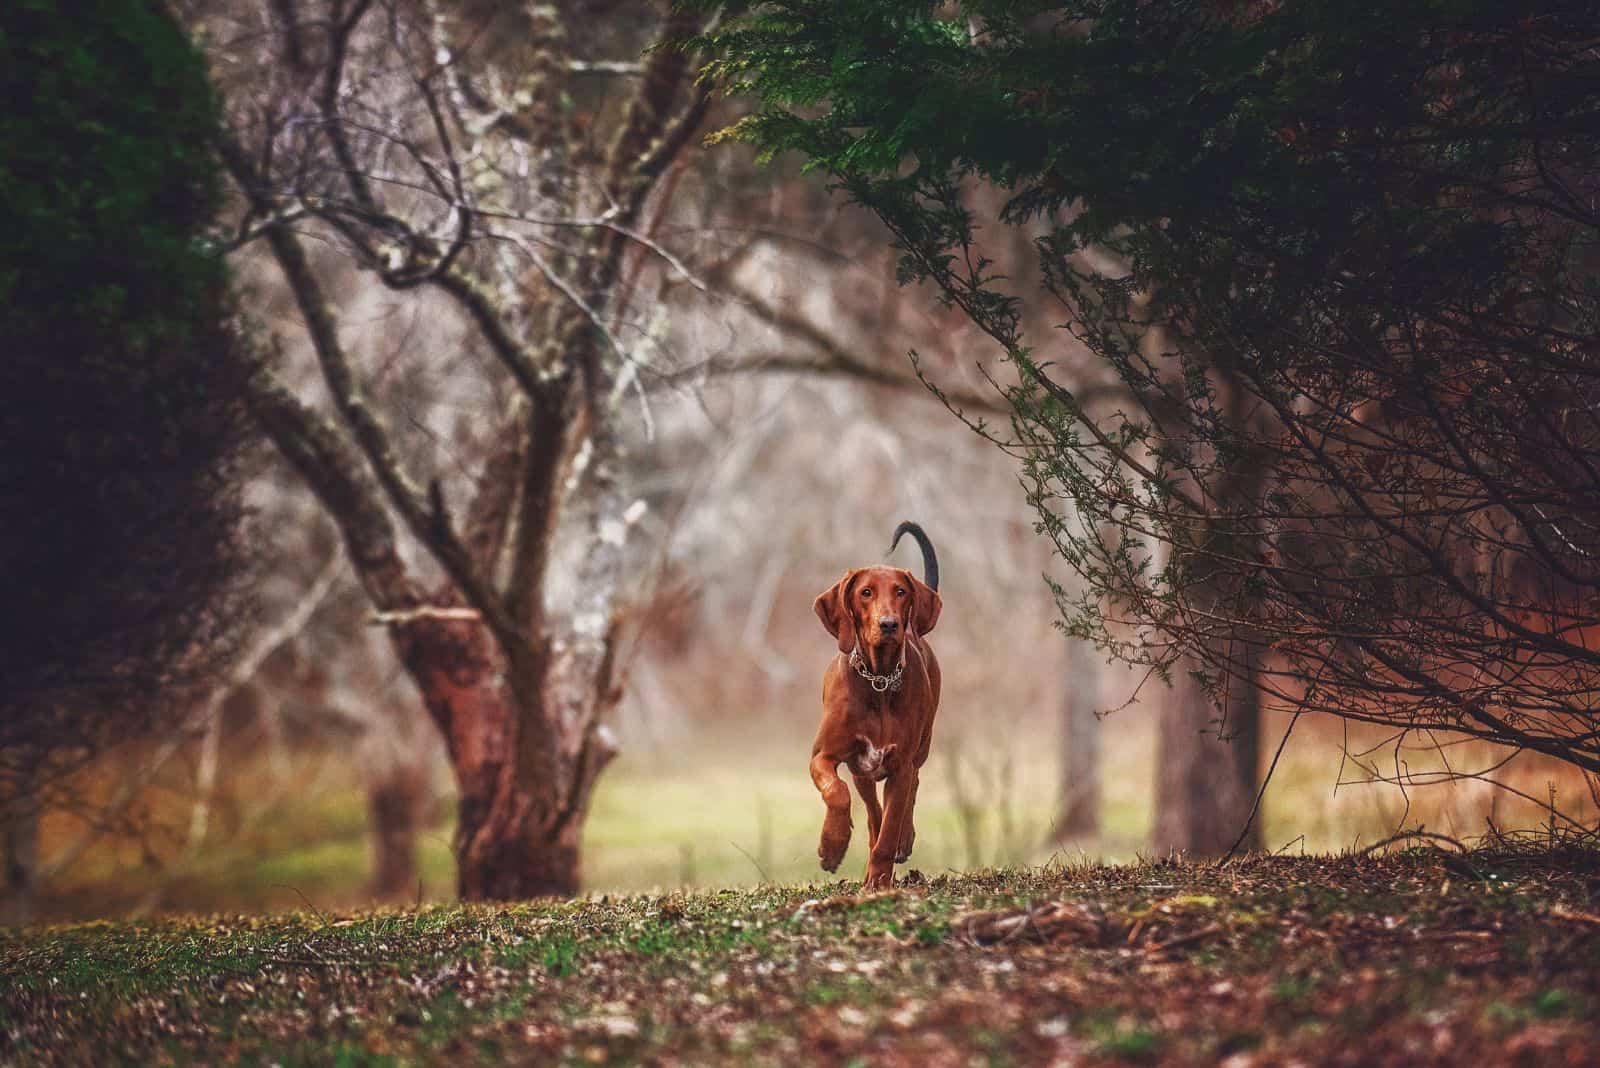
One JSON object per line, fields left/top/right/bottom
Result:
{"left": 0, "top": 0, "right": 250, "bottom": 781}
{"left": 701, "top": 1, "right": 1600, "bottom": 769}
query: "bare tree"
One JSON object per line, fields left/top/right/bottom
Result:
{"left": 194, "top": 0, "right": 710, "bottom": 897}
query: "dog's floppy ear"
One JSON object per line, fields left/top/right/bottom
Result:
{"left": 814, "top": 569, "right": 860, "bottom": 654}
{"left": 906, "top": 571, "right": 942, "bottom": 636}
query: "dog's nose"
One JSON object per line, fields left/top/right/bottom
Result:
{"left": 879, "top": 618, "right": 899, "bottom": 634}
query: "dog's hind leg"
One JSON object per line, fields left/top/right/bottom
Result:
{"left": 852, "top": 773, "right": 884, "bottom": 851}
{"left": 894, "top": 767, "right": 920, "bottom": 863}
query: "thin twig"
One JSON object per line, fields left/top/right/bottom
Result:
{"left": 1145, "top": 922, "right": 1224, "bottom": 956}
{"left": 729, "top": 840, "right": 772, "bottom": 884}
{"left": 1218, "top": 710, "right": 1302, "bottom": 865}
{"left": 1355, "top": 829, "right": 1470, "bottom": 857}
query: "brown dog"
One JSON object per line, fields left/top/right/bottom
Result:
{"left": 809, "top": 522, "right": 942, "bottom": 890}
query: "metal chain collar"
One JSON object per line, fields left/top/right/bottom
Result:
{"left": 849, "top": 647, "right": 904, "bottom": 693}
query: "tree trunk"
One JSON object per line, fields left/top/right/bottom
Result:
{"left": 1054, "top": 638, "right": 1101, "bottom": 841}
{"left": 366, "top": 758, "right": 430, "bottom": 900}
{"left": 1136, "top": 315, "right": 1268, "bottom": 857}
{"left": 1153, "top": 655, "right": 1259, "bottom": 855}
{"left": 1225, "top": 650, "right": 1262, "bottom": 852}
{"left": 457, "top": 807, "right": 582, "bottom": 900}
{"left": 1, "top": 791, "right": 39, "bottom": 925}
{"left": 244, "top": 353, "right": 625, "bottom": 902}
{"left": 394, "top": 615, "right": 615, "bottom": 901}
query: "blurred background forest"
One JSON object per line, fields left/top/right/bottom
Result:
{"left": 3, "top": 0, "right": 1597, "bottom": 924}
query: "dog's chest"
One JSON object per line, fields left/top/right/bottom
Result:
{"left": 850, "top": 735, "right": 895, "bottom": 781}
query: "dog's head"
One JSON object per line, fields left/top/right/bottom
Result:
{"left": 813, "top": 566, "right": 941, "bottom": 662}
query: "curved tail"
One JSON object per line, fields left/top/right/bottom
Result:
{"left": 888, "top": 521, "right": 939, "bottom": 591}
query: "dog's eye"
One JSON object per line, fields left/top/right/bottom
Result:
{"left": 894, "top": 587, "right": 906, "bottom": 597}
{"left": 860, "top": 588, "right": 872, "bottom": 599}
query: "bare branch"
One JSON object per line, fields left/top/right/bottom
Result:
{"left": 370, "top": 606, "right": 483, "bottom": 626}
{"left": 239, "top": 343, "right": 418, "bottom": 611}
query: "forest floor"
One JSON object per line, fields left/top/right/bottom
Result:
{"left": 4, "top": 846, "right": 1599, "bottom": 1066}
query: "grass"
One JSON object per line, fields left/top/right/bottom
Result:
{"left": 4, "top": 849, "right": 1599, "bottom": 1065}
{"left": 33, "top": 710, "right": 1600, "bottom": 921}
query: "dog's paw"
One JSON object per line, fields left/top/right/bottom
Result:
{"left": 818, "top": 833, "right": 849, "bottom": 873}
{"left": 862, "top": 868, "right": 894, "bottom": 891}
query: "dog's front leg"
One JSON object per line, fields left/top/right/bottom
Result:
{"left": 810, "top": 752, "right": 852, "bottom": 872}
{"left": 864, "top": 770, "right": 915, "bottom": 890}
{"left": 895, "top": 766, "right": 919, "bottom": 863}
